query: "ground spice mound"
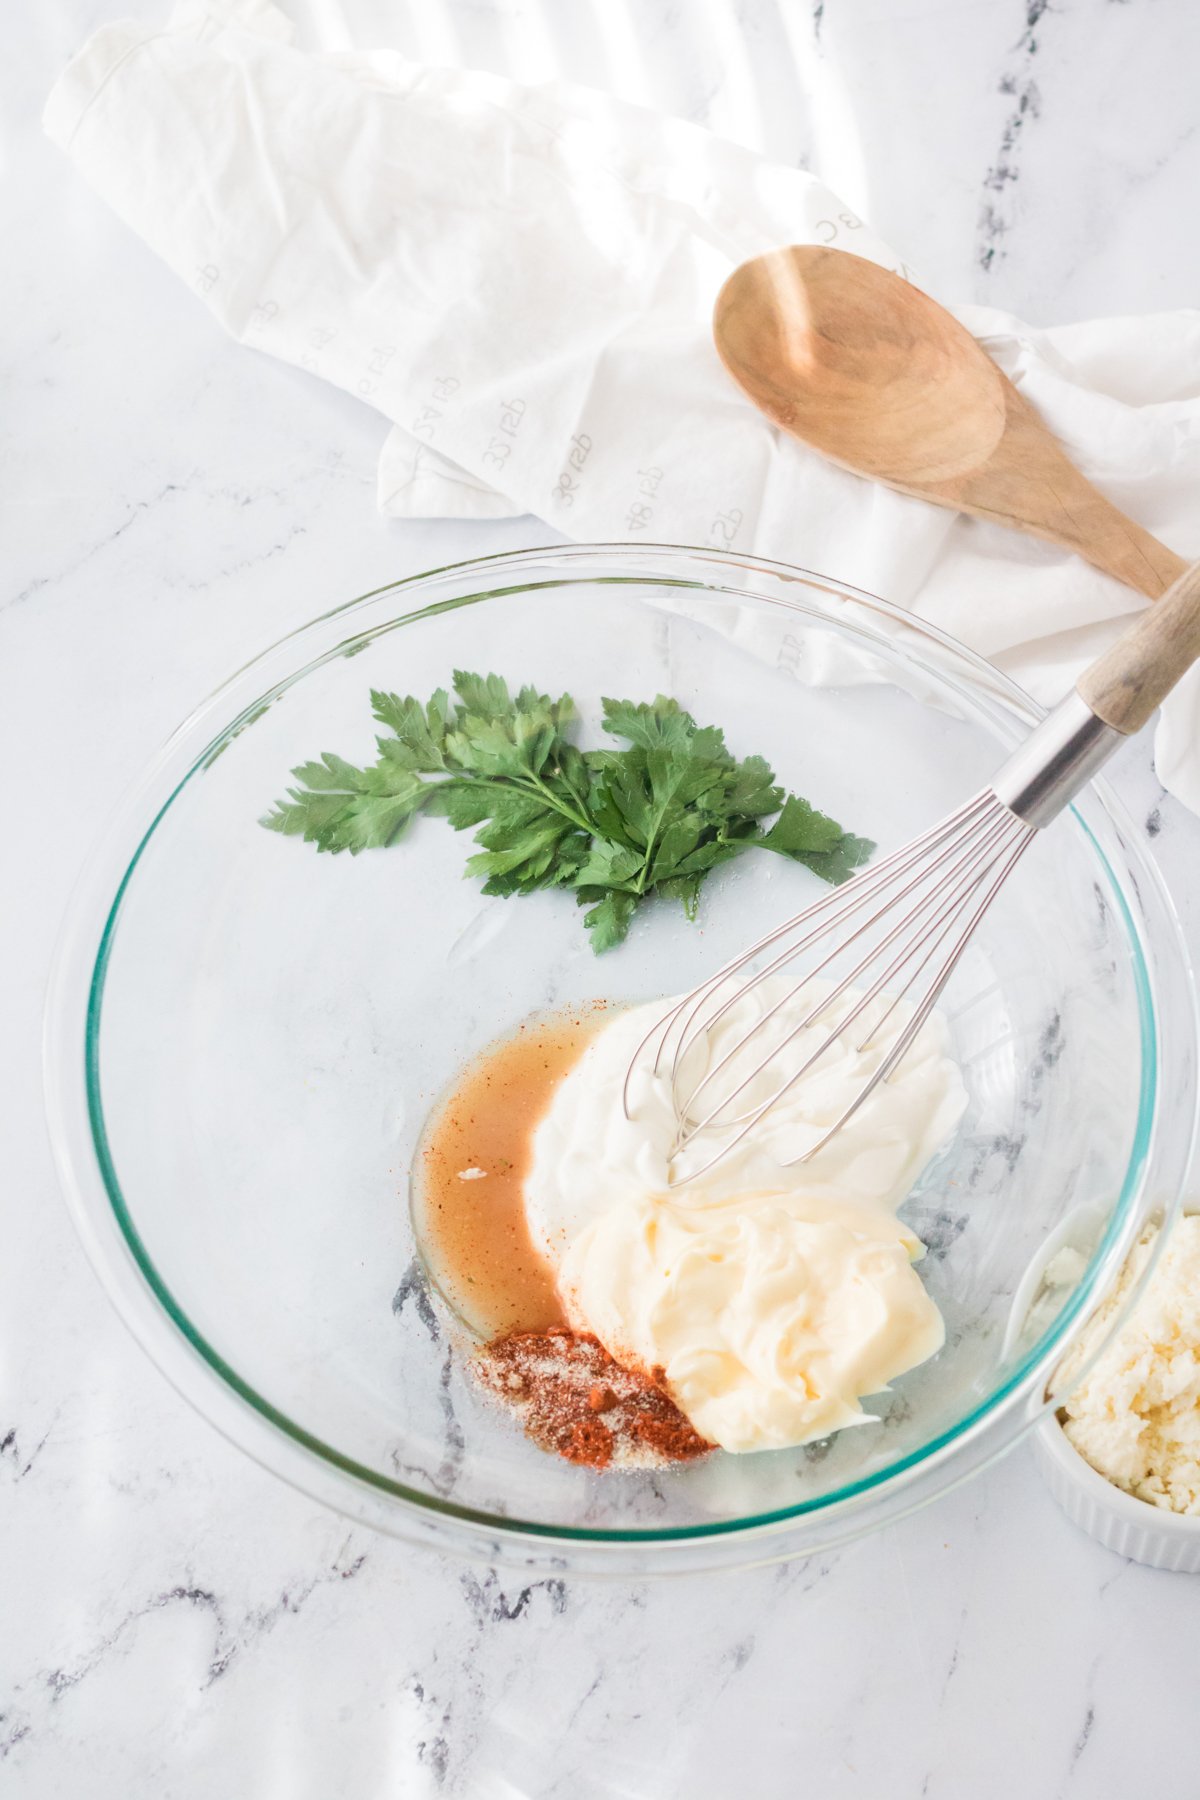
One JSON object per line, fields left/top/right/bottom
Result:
{"left": 476, "top": 1327, "right": 712, "bottom": 1470}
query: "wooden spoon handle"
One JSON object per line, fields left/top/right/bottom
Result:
{"left": 964, "top": 387, "right": 1189, "bottom": 601}
{"left": 1078, "top": 561, "right": 1200, "bottom": 734}
{"left": 1066, "top": 508, "right": 1188, "bottom": 601}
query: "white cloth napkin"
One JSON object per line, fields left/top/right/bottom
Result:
{"left": 45, "top": 1, "right": 1200, "bottom": 810}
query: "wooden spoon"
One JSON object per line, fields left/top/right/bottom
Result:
{"left": 713, "top": 246, "right": 1186, "bottom": 600}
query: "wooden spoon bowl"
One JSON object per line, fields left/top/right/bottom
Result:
{"left": 714, "top": 247, "right": 1185, "bottom": 600}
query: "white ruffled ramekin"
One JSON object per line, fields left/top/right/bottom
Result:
{"left": 1035, "top": 1414, "right": 1200, "bottom": 1573}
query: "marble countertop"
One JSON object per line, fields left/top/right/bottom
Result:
{"left": 5, "top": 2, "right": 1200, "bottom": 1794}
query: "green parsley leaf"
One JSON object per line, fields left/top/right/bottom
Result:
{"left": 571, "top": 839, "right": 645, "bottom": 892}
{"left": 261, "top": 753, "right": 431, "bottom": 853}
{"left": 370, "top": 688, "right": 449, "bottom": 771}
{"left": 795, "top": 831, "right": 876, "bottom": 886}
{"left": 581, "top": 889, "right": 639, "bottom": 951}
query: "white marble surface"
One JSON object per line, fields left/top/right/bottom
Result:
{"left": 4, "top": 2, "right": 1200, "bottom": 1794}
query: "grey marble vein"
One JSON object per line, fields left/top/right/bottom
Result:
{"left": 978, "top": 2, "right": 1051, "bottom": 275}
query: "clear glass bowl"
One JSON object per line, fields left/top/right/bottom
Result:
{"left": 44, "top": 545, "right": 1199, "bottom": 1574}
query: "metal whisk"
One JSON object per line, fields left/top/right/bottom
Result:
{"left": 626, "top": 561, "right": 1200, "bottom": 1185}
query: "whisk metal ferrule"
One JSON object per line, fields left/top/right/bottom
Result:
{"left": 992, "top": 690, "right": 1123, "bottom": 829}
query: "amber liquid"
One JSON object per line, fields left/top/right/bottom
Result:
{"left": 411, "top": 1008, "right": 608, "bottom": 1338}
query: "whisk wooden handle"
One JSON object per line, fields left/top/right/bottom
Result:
{"left": 1077, "top": 560, "right": 1200, "bottom": 735}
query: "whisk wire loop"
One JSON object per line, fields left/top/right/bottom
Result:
{"left": 675, "top": 802, "right": 1022, "bottom": 1135}
{"left": 786, "top": 825, "right": 1036, "bottom": 1170}
{"left": 619, "top": 791, "right": 994, "bottom": 1123}
{"left": 623, "top": 787, "right": 1036, "bottom": 1187}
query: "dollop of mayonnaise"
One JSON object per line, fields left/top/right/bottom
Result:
{"left": 525, "top": 977, "right": 966, "bottom": 1454}
{"left": 562, "top": 1193, "right": 944, "bottom": 1452}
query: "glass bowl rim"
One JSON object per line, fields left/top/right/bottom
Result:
{"left": 45, "top": 541, "right": 1193, "bottom": 1550}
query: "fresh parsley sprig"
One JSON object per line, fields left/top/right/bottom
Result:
{"left": 262, "top": 672, "right": 872, "bottom": 951}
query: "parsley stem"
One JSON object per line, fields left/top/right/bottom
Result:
{"left": 525, "top": 771, "right": 594, "bottom": 835}
{"left": 635, "top": 806, "right": 669, "bottom": 893}
{"left": 437, "top": 770, "right": 593, "bottom": 837}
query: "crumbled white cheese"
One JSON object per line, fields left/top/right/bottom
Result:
{"left": 1056, "top": 1214, "right": 1200, "bottom": 1516}
{"left": 1042, "top": 1246, "right": 1087, "bottom": 1290}
{"left": 457, "top": 1167, "right": 488, "bottom": 1181}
